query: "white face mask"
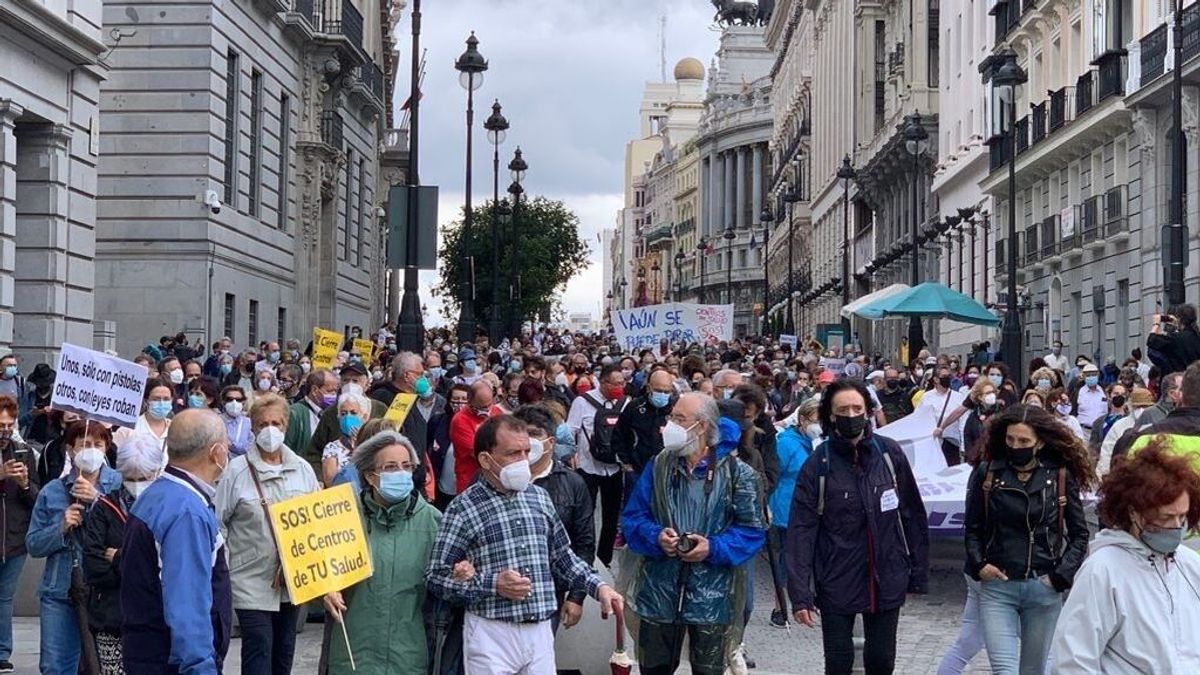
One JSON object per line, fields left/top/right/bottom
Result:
{"left": 168, "top": 369, "right": 184, "bottom": 385}
{"left": 257, "top": 379, "right": 273, "bottom": 392}
{"left": 124, "top": 479, "right": 154, "bottom": 499}
{"left": 528, "top": 437, "right": 546, "bottom": 465}
{"left": 224, "top": 400, "right": 243, "bottom": 417}
{"left": 74, "top": 447, "right": 106, "bottom": 475}
{"left": 256, "top": 426, "right": 284, "bottom": 453}
{"left": 662, "top": 420, "right": 700, "bottom": 456}
{"left": 495, "top": 457, "right": 532, "bottom": 492}
{"left": 804, "top": 423, "right": 823, "bottom": 440}
{"left": 554, "top": 373, "right": 568, "bottom": 387}
{"left": 982, "top": 392, "right": 998, "bottom": 407}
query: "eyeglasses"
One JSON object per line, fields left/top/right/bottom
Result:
{"left": 223, "top": 396, "right": 245, "bottom": 403}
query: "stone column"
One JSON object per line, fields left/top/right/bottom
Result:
{"left": 700, "top": 156, "right": 709, "bottom": 237}
{"left": 710, "top": 151, "right": 722, "bottom": 239}
{"left": 724, "top": 151, "right": 735, "bottom": 232}
{"left": 752, "top": 144, "right": 763, "bottom": 225}
{"left": 0, "top": 101, "right": 22, "bottom": 352}
{"left": 13, "top": 124, "right": 72, "bottom": 364}
{"left": 735, "top": 146, "right": 747, "bottom": 230}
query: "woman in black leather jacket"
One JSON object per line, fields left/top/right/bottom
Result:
{"left": 964, "top": 404, "right": 1094, "bottom": 675}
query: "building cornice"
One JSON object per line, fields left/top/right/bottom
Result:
{"left": 1, "top": 0, "right": 106, "bottom": 67}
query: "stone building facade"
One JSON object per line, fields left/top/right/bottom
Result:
{"left": 94, "top": 0, "right": 395, "bottom": 356}
{"left": 0, "top": 0, "right": 107, "bottom": 363}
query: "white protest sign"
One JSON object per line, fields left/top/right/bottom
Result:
{"left": 611, "top": 303, "right": 734, "bottom": 351}
{"left": 52, "top": 344, "right": 149, "bottom": 428}
{"left": 779, "top": 334, "right": 798, "bottom": 348}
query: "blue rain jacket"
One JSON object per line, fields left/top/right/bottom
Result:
{"left": 622, "top": 417, "right": 765, "bottom": 624}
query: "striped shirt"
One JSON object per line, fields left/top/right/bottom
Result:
{"left": 425, "top": 479, "right": 602, "bottom": 622}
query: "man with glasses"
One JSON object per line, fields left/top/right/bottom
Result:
{"left": 613, "top": 368, "right": 675, "bottom": 478}
{"left": 367, "top": 353, "right": 432, "bottom": 460}
{"left": 284, "top": 369, "right": 337, "bottom": 471}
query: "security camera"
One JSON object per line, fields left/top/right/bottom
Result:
{"left": 203, "top": 190, "right": 221, "bottom": 215}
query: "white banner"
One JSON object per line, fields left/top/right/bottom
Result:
{"left": 611, "top": 303, "right": 734, "bottom": 351}
{"left": 877, "top": 406, "right": 967, "bottom": 534}
{"left": 52, "top": 344, "right": 149, "bottom": 428}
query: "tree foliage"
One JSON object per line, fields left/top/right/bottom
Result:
{"left": 434, "top": 196, "right": 592, "bottom": 326}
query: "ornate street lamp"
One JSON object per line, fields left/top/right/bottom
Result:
{"left": 837, "top": 155, "right": 856, "bottom": 340}
{"left": 696, "top": 236, "right": 708, "bottom": 304}
{"left": 673, "top": 250, "right": 685, "bottom": 301}
{"left": 507, "top": 147, "right": 527, "bottom": 337}
{"left": 483, "top": 100, "right": 508, "bottom": 343}
{"left": 903, "top": 111, "right": 929, "bottom": 358}
{"left": 990, "top": 47, "right": 1028, "bottom": 380}
{"left": 723, "top": 225, "right": 736, "bottom": 306}
{"left": 454, "top": 32, "right": 488, "bottom": 342}
{"left": 759, "top": 204, "right": 774, "bottom": 336}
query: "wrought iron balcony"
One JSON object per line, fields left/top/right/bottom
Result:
{"left": 320, "top": 110, "right": 343, "bottom": 149}
{"left": 1079, "top": 195, "right": 1102, "bottom": 244}
{"left": 1023, "top": 224, "right": 1040, "bottom": 264}
{"left": 1039, "top": 215, "right": 1059, "bottom": 259}
{"left": 1185, "top": 3, "right": 1200, "bottom": 63}
{"left": 360, "top": 61, "right": 384, "bottom": 102}
{"left": 1141, "top": 23, "right": 1168, "bottom": 87}
{"left": 991, "top": 1, "right": 1021, "bottom": 44}
{"left": 1014, "top": 116, "right": 1030, "bottom": 154}
{"left": 316, "top": 0, "right": 363, "bottom": 51}
{"left": 293, "top": 0, "right": 316, "bottom": 26}
{"left": 1049, "top": 86, "right": 1072, "bottom": 131}
{"left": 1030, "top": 101, "right": 1047, "bottom": 145}
{"left": 1097, "top": 53, "right": 1125, "bottom": 102}
{"left": 1076, "top": 71, "right": 1095, "bottom": 117}
{"left": 989, "top": 134, "right": 1012, "bottom": 173}
{"left": 1103, "top": 184, "right": 1128, "bottom": 238}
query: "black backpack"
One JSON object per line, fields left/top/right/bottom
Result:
{"left": 582, "top": 394, "right": 628, "bottom": 464}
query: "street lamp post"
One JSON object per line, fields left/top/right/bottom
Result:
{"left": 759, "top": 205, "right": 774, "bottom": 336}
{"left": 674, "top": 250, "right": 685, "bottom": 301}
{"left": 454, "top": 32, "right": 488, "bottom": 343}
{"left": 396, "top": 0, "right": 424, "bottom": 351}
{"left": 620, "top": 277, "right": 629, "bottom": 308}
{"left": 696, "top": 236, "right": 708, "bottom": 304}
{"left": 991, "top": 47, "right": 1028, "bottom": 378}
{"left": 483, "top": 100, "right": 508, "bottom": 344}
{"left": 837, "top": 155, "right": 856, "bottom": 340}
{"left": 507, "top": 148, "right": 527, "bottom": 337}
{"left": 1168, "top": 0, "right": 1187, "bottom": 305}
{"left": 784, "top": 185, "right": 800, "bottom": 335}
{"left": 723, "top": 225, "right": 736, "bottom": 306}
{"left": 651, "top": 260, "right": 662, "bottom": 303}
{"left": 903, "top": 112, "right": 929, "bottom": 357}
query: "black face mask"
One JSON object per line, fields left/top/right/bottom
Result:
{"left": 885, "top": 379, "right": 899, "bottom": 391}
{"left": 938, "top": 375, "right": 952, "bottom": 388}
{"left": 1111, "top": 395, "right": 1126, "bottom": 409}
{"left": 1007, "top": 445, "right": 1036, "bottom": 467}
{"left": 834, "top": 414, "right": 868, "bottom": 439}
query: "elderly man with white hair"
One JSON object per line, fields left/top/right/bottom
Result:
{"left": 322, "top": 389, "right": 373, "bottom": 485}
{"left": 81, "top": 433, "right": 164, "bottom": 674}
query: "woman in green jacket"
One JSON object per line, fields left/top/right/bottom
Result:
{"left": 323, "top": 430, "right": 441, "bottom": 675}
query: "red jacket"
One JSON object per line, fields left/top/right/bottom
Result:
{"left": 450, "top": 406, "right": 500, "bottom": 493}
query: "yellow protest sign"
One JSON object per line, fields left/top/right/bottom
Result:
{"left": 268, "top": 483, "right": 373, "bottom": 605}
{"left": 312, "top": 328, "right": 343, "bottom": 370}
{"left": 384, "top": 392, "right": 417, "bottom": 426}
{"left": 352, "top": 338, "right": 376, "bottom": 362}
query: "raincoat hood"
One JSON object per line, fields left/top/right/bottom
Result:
{"left": 1088, "top": 527, "right": 1159, "bottom": 558}
{"left": 714, "top": 416, "right": 742, "bottom": 461}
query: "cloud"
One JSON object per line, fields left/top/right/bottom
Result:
{"left": 399, "top": 0, "right": 721, "bottom": 323}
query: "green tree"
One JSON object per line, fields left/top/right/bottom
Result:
{"left": 434, "top": 196, "right": 591, "bottom": 329}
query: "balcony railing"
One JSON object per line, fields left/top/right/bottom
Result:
{"left": 1049, "top": 86, "right": 1072, "bottom": 131}
{"left": 320, "top": 110, "right": 343, "bottom": 149}
{"left": 1014, "top": 116, "right": 1030, "bottom": 154}
{"left": 1097, "top": 54, "right": 1125, "bottom": 102}
{"left": 1079, "top": 195, "right": 1101, "bottom": 244}
{"left": 1141, "top": 23, "right": 1168, "bottom": 86}
{"left": 1184, "top": 3, "right": 1200, "bottom": 63}
{"left": 992, "top": 1, "right": 1021, "bottom": 44}
{"left": 317, "top": 0, "right": 363, "bottom": 51}
{"left": 292, "top": 0, "right": 316, "bottom": 25}
{"left": 1076, "top": 71, "right": 1095, "bottom": 117}
{"left": 1040, "top": 215, "right": 1059, "bottom": 258}
{"left": 1023, "top": 224, "right": 1040, "bottom": 263}
{"left": 989, "top": 134, "right": 1012, "bottom": 173}
{"left": 995, "top": 238, "right": 1007, "bottom": 274}
{"left": 360, "top": 61, "right": 384, "bottom": 102}
{"left": 1103, "top": 184, "right": 1128, "bottom": 237}
{"left": 1030, "top": 101, "right": 1047, "bottom": 144}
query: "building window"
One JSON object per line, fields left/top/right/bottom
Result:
{"left": 277, "top": 307, "right": 287, "bottom": 342}
{"left": 248, "top": 300, "right": 259, "bottom": 346}
{"left": 874, "top": 21, "right": 886, "bottom": 132}
{"left": 928, "top": 0, "right": 939, "bottom": 87}
{"left": 343, "top": 149, "right": 354, "bottom": 261}
{"left": 224, "top": 293, "right": 236, "bottom": 339}
{"left": 223, "top": 50, "right": 240, "bottom": 206}
{"left": 278, "top": 94, "right": 290, "bottom": 229}
{"left": 356, "top": 156, "right": 366, "bottom": 266}
{"left": 248, "top": 70, "right": 263, "bottom": 217}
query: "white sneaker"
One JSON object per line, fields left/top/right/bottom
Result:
{"left": 726, "top": 644, "right": 749, "bottom": 675}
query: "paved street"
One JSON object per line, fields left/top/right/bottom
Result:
{"left": 7, "top": 540, "right": 988, "bottom": 674}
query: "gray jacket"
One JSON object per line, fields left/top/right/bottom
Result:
{"left": 215, "top": 443, "right": 320, "bottom": 611}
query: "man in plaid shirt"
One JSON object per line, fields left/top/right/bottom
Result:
{"left": 426, "top": 415, "right": 623, "bottom": 674}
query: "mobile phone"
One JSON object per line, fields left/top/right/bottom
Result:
{"left": 12, "top": 447, "right": 27, "bottom": 460}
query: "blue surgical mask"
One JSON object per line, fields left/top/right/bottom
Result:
{"left": 988, "top": 374, "right": 1003, "bottom": 387}
{"left": 463, "top": 359, "right": 477, "bottom": 373}
{"left": 2, "top": 366, "right": 16, "bottom": 379}
{"left": 147, "top": 401, "right": 172, "bottom": 420}
{"left": 340, "top": 413, "right": 363, "bottom": 438}
{"left": 268, "top": 351, "right": 281, "bottom": 363}
{"left": 1036, "top": 378, "right": 1051, "bottom": 391}
{"left": 414, "top": 376, "right": 433, "bottom": 398}
{"left": 554, "top": 422, "right": 576, "bottom": 460}
{"left": 1085, "top": 375, "right": 1099, "bottom": 387}
{"left": 220, "top": 363, "right": 233, "bottom": 376}
{"left": 377, "top": 470, "right": 414, "bottom": 502}
{"left": 187, "top": 394, "right": 206, "bottom": 409}
{"left": 649, "top": 391, "right": 671, "bottom": 409}
{"left": 429, "top": 366, "right": 445, "bottom": 380}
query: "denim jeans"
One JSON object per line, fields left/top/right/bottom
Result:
{"left": 0, "top": 555, "right": 26, "bottom": 660}
{"left": 820, "top": 608, "right": 900, "bottom": 675}
{"left": 936, "top": 574, "right": 984, "bottom": 675}
{"left": 977, "top": 577, "right": 1062, "bottom": 675}
{"left": 236, "top": 604, "right": 299, "bottom": 675}
{"left": 39, "top": 594, "right": 80, "bottom": 675}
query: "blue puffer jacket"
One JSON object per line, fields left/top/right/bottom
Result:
{"left": 621, "top": 417, "right": 765, "bottom": 625}
{"left": 769, "top": 426, "right": 812, "bottom": 528}
{"left": 26, "top": 465, "right": 122, "bottom": 599}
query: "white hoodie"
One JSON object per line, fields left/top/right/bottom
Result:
{"left": 1051, "top": 529, "right": 1200, "bottom": 674}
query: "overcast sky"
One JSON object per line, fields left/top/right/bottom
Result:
{"left": 405, "top": 0, "right": 723, "bottom": 325}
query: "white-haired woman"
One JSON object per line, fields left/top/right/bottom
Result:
{"left": 321, "top": 390, "right": 372, "bottom": 485}
{"left": 323, "top": 431, "right": 441, "bottom": 674}
{"left": 81, "top": 433, "right": 163, "bottom": 675}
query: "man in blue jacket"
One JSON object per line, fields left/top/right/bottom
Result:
{"left": 786, "top": 379, "right": 929, "bottom": 675}
{"left": 121, "top": 409, "right": 232, "bottom": 675}
{"left": 621, "top": 392, "right": 764, "bottom": 675}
